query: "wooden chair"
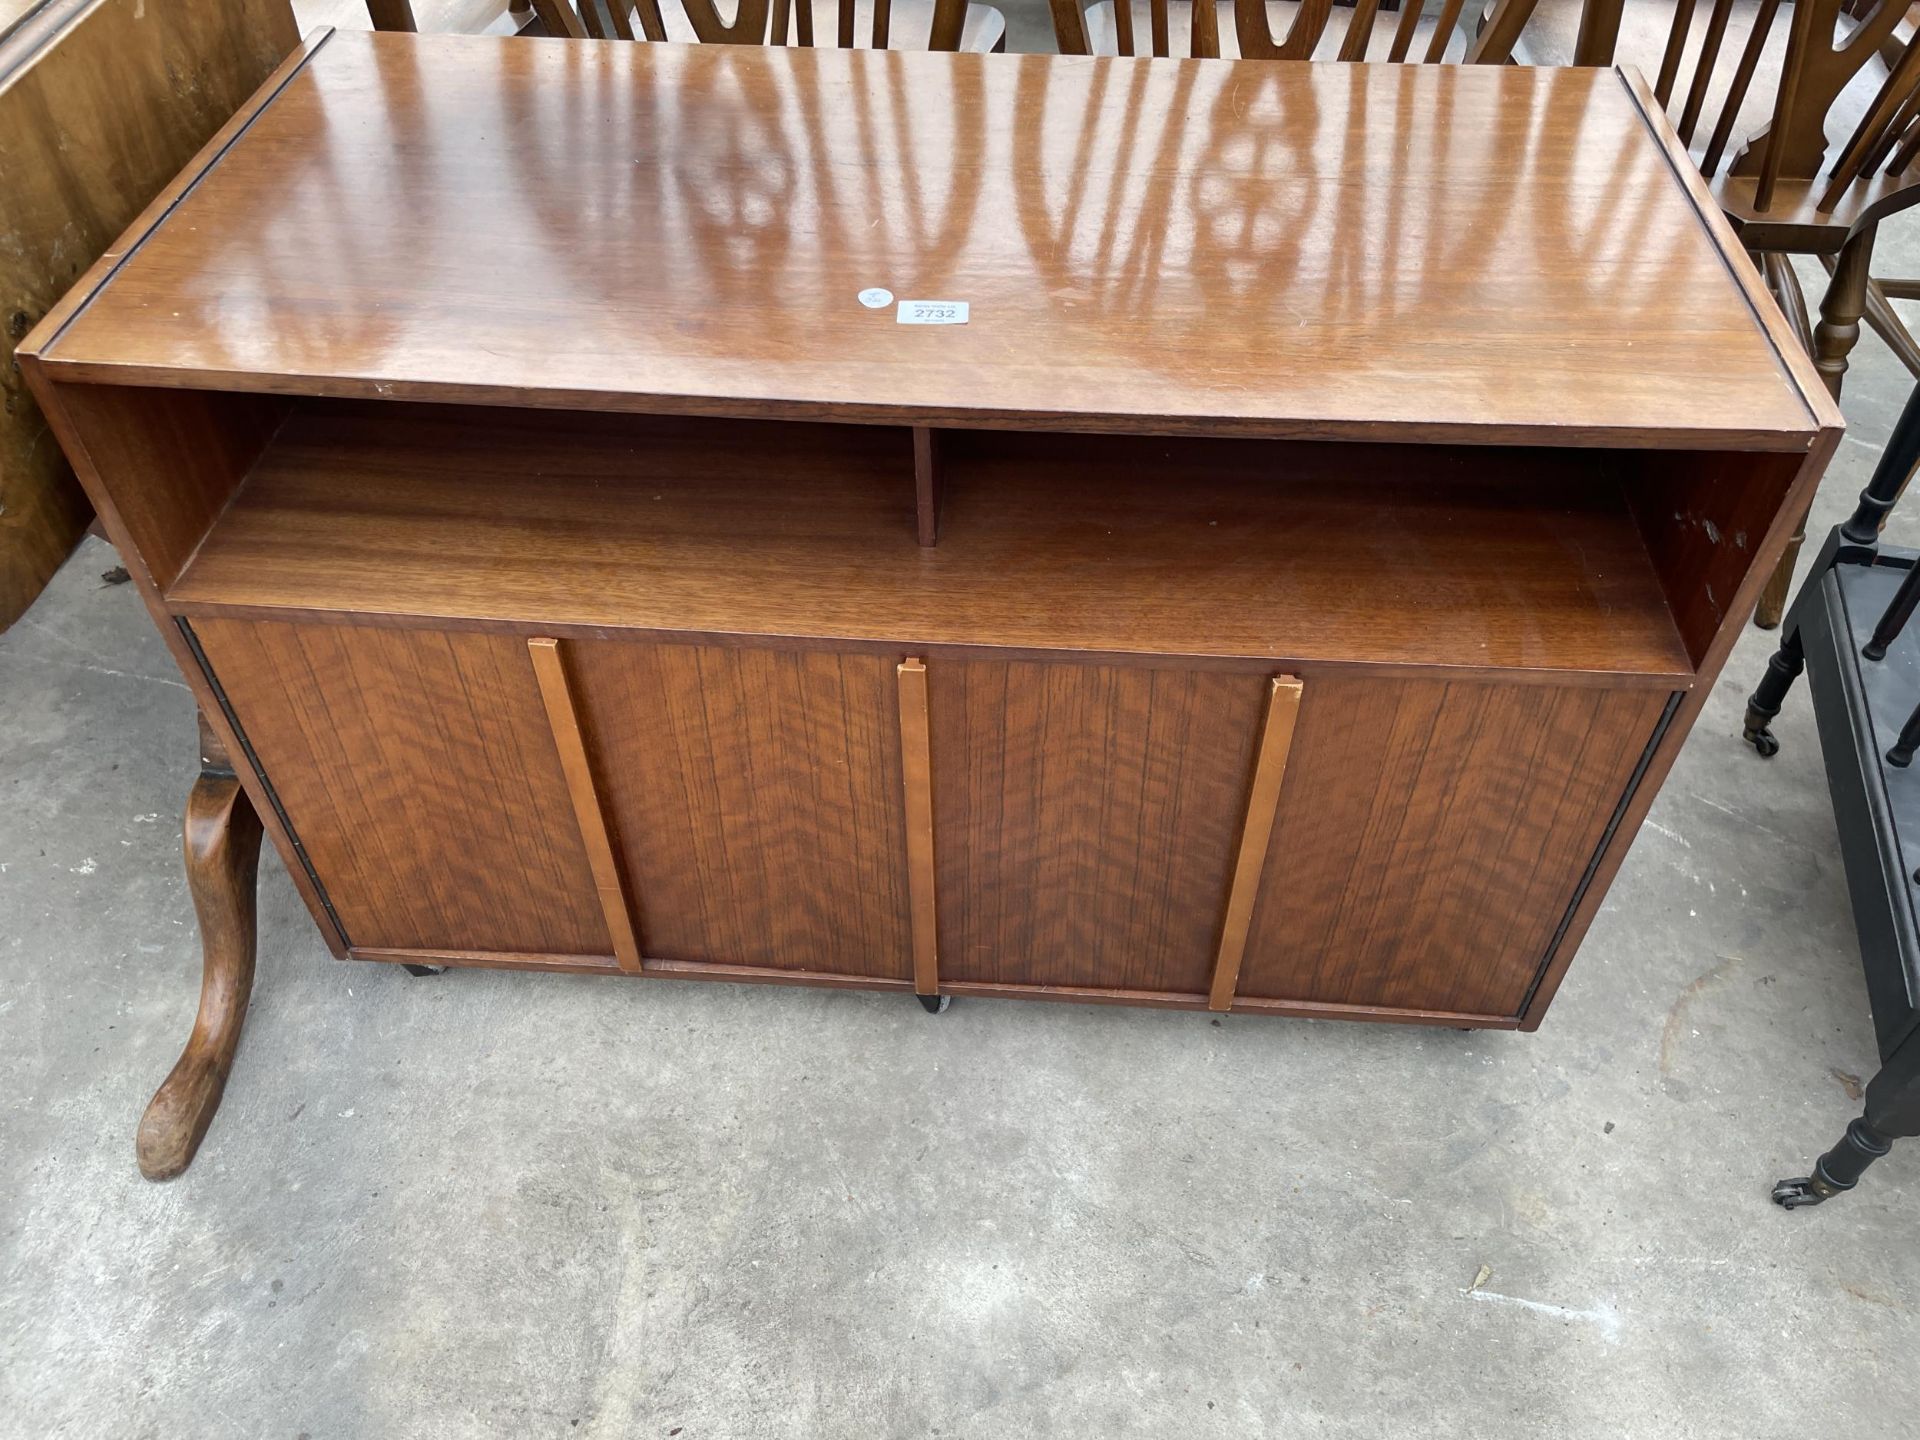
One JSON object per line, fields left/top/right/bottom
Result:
{"left": 1566, "top": 0, "right": 1920, "bottom": 627}
{"left": 1046, "top": 0, "right": 1542, "bottom": 61}
{"left": 531, "top": 0, "right": 1007, "bottom": 50}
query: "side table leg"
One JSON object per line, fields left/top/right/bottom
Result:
{"left": 1774, "top": 1024, "right": 1920, "bottom": 1209}
{"left": 1772, "top": 1117, "right": 1892, "bottom": 1208}
{"left": 1742, "top": 625, "right": 1804, "bottom": 757}
{"left": 135, "top": 713, "right": 264, "bottom": 1181}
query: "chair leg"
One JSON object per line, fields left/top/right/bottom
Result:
{"left": 135, "top": 713, "right": 263, "bottom": 1181}
{"left": 1756, "top": 228, "right": 1875, "bottom": 629}
{"left": 1862, "top": 278, "right": 1920, "bottom": 383}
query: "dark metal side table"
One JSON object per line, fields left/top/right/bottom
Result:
{"left": 1745, "top": 386, "right": 1920, "bottom": 1208}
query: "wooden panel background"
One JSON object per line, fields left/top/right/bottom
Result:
{"left": 0, "top": 0, "right": 297, "bottom": 629}
{"left": 1236, "top": 678, "right": 1671, "bottom": 1017}
{"left": 191, "top": 616, "right": 613, "bottom": 956}
{"left": 929, "top": 659, "right": 1267, "bottom": 995}
{"left": 568, "top": 641, "right": 912, "bottom": 979}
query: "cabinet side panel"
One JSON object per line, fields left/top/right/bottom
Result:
{"left": 192, "top": 616, "right": 613, "bottom": 956}
{"left": 1239, "top": 678, "right": 1668, "bottom": 1017}
{"left": 1621, "top": 450, "right": 1800, "bottom": 668}
{"left": 931, "top": 660, "right": 1266, "bottom": 995}
{"left": 569, "top": 641, "right": 913, "bottom": 979}
{"left": 42, "top": 383, "right": 286, "bottom": 591}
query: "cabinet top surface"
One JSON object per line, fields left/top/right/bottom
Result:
{"left": 30, "top": 31, "right": 1834, "bottom": 447}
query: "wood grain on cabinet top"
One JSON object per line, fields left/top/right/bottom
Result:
{"left": 25, "top": 32, "right": 1834, "bottom": 449}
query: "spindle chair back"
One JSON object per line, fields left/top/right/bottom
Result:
{"left": 1607, "top": 0, "right": 1920, "bottom": 238}
{"left": 1047, "top": 0, "right": 1541, "bottom": 62}
{"left": 532, "top": 0, "right": 1000, "bottom": 50}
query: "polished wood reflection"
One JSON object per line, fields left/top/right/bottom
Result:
{"left": 38, "top": 33, "right": 1818, "bottom": 448}
{"left": 1055, "top": 0, "right": 1541, "bottom": 64}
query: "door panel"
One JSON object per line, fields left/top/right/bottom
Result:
{"left": 191, "top": 617, "right": 612, "bottom": 956}
{"left": 195, "top": 613, "right": 1664, "bottom": 1018}
{"left": 928, "top": 659, "right": 1268, "bottom": 995}
{"left": 568, "top": 641, "right": 912, "bottom": 979}
{"left": 1237, "top": 677, "right": 1669, "bottom": 1017}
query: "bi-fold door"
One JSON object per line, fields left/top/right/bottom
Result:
{"left": 190, "top": 616, "right": 1669, "bottom": 1022}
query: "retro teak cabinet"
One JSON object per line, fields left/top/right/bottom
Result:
{"left": 21, "top": 34, "right": 1840, "bottom": 1177}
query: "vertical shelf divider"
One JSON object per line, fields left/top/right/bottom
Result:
{"left": 528, "top": 636, "right": 645, "bottom": 973}
{"left": 913, "top": 426, "right": 941, "bottom": 547}
{"left": 1208, "top": 675, "right": 1306, "bottom": 1012}
{"left": 897, "top": 656, "right": 940, "bottom": 996}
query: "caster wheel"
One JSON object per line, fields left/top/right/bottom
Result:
{"left": 402, "top": 963, "right": 447, "bottom": 977}
{"left": 1743, "top": 724, "right": 1780, "bottom": 758}
{"left": 917, "top": 994, "right": 951, "bottom": 1014}
{"left": 1772, "top": 1176, "right": 1824, "bottom": 1209}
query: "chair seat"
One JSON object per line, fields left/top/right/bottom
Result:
{"left": 653, "top": 0, "right": 1006, "bottom": 51}
{"left": 1084, "top": 0, "right": 1442, "bottom": 61}
{"left": 797, "top": 0, "right": 1006, "bottom": 51}
{"left": 407, "top": 0, "right": 536, "bottom": 34}
{"left": 1712, "top": 170, "right": 1914, "bottom": 254}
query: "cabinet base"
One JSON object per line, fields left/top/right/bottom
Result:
{"left": 343, "top": 946, "right": 1523, "bottom": 1028}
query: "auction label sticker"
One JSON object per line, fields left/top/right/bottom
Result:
{"left": 897, "top": 299, "right": 969, "bottom": 325}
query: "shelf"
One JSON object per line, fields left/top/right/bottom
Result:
{"left": 168, "top": 400, "right": 1694, "bottom": 682}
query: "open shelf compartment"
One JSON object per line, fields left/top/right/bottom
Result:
{"left": 155, "top": 397, "right": 1733, "bottom": 683}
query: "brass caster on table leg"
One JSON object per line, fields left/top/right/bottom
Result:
{"left": 402, "top": 964, "right": 447, "bottom": 977}
{"left": 1743, "top": 713, "right": 1781, "bottom": 759}
{"left": 1773, "top": 1117, "right": 1892, "bottom": 1210}
{"left": 918, "top": 994, "right": 951, "bottom": 1014}
{"left": 1742, "top": 630, "right": 1804, "bottom": 759}
{"left": 136, "top": 716, "right": 263, "bottom": 1182}
{"left": 1772, "top": 1175, "right": 1840, "bottom": 1209}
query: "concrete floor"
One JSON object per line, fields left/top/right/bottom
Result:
{"left": 9, "top": 23, "right": 1920, "bottom": 1440}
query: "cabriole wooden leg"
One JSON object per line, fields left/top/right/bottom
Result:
{"left": 135, "top": 714, "right": 263, "bottom": 1181}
